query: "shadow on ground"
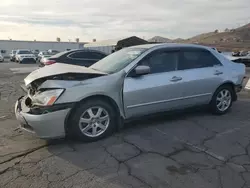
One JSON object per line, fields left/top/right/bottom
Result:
{"left": 41, "top": 101, "right": 250, "bottom": 188}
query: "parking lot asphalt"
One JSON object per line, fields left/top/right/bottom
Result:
{"left": 1, "top": 62, "right": 250, "bottom": 188}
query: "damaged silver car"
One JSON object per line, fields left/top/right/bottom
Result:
{"left": 15, "top": 43, "right": 246, "bottom": 141}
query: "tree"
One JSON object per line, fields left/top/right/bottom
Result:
{"left": 224, "top": 28, "right": 229, "bottom": 32}
{"left": 214, "top": 29, "right": 219, "bottom": 33}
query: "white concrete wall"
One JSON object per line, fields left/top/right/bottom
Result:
{"left": 0, "top": 40, "right": 84, "bottom": 57}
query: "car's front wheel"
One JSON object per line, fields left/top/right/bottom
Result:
{"left": 68, "top": 99, "right": 117, "bottom": 142}
{"left": 210, "top": 85, "right": 233, "bottom": 115}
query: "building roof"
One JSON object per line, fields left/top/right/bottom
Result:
{"left": 84, "top": 38, "right": 122, "bottom": 47}
{"left": 84, "top": 36, "right": 148, "bottom": 47}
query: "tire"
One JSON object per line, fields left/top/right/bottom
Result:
{"left": 210, "top": 85, "right": 234, "bottom": 115}
{"left": 67, "top": 99, "right": 117, "bottom": 142}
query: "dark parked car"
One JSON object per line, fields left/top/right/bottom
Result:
{"left": 39, "top": 49, "right": 107, "bottom": 67}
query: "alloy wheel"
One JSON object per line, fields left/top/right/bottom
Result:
{"left": 216, "top": 89, "right": 232, "bottom": 112}
{"left": 78, "top": 106, "right": 110, "bottom": 137}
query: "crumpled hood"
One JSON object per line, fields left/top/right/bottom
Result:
{"left": 24, "top": 63, "right": 107, "bottom": 86}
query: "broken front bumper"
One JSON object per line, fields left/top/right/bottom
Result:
{"left": 15, "top": 96, "right": 72, "bottom": 139}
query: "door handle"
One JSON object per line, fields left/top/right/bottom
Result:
{"left": 214, "top": 70, "right": 223, "bottom": 75}
{"left": 170, "top": 76, "right": 182, "bottom": 82}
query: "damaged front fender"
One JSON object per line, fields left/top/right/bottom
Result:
{"left": 55, "top": 71, "right": 127, "bottom": 118}
{"left": 38, "top": 80, "right": 82, "bottom": 90}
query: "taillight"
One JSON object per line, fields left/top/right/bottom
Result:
{"left": 44, "top": 60, "right": 56, "bottom": 65}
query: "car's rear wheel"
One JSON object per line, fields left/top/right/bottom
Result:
{"left": 68, "top": 99, "right": 117, "bottom": 142}
{"left": 210, "top": 85, "right": 233, "bottom": 115}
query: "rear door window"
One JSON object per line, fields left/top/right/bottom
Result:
{"left": 68, "top": 52, "right": 89, "bottom": 59}
{"left": 68, "top": 51, "right": 106, "bottom": 60}
{"left": 178, "top": 49, "right": 221, "bottom": 70}
{"left": 88, "top": 52, "right": 107, "bottom": 59}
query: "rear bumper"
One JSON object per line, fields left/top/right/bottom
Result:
{"left": 235, "top": 84, "right": 243, "bottom": 93}
{"left": 15, "top": 96, "right": 72, "bottom": 139}
{"left": 240, "top": 76, "right": 249, "bottom": 90}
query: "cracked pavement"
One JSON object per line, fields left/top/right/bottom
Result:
{"left": 1, "top": 63, "right": 250, "bottom": 188}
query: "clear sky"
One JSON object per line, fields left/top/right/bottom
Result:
{"left": 0, "top": 0, "right": 249, "bottom": 42}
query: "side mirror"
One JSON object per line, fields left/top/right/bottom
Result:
{"left": 134, "top": 65, "right": 150, "bottom": 76}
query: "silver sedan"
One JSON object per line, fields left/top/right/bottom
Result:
{"left": 15, "top": 43, "right": 246, "bottom": 141}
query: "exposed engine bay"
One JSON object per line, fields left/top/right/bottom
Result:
{"left": 27, "top": 72, "right": 105, "bottom": 95}
{"left": 22, "top": 72, "right": 105, "bottom": 114}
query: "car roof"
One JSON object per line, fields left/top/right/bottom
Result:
{"left": 61, "top": 49, "right": 108, "bottom": 56}
{"left": 68, "top": 49, "right": 107, "bottom": 53}
{"left": 129, "top": 43, "right": 210, "bottom": 50}
{"left": 49, "top": 49, "right": 108, "bottom": 58}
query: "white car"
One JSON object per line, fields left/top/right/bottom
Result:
{"left": 15, "top": 49, "right": 36, "bottom": 64}
{"left": 40, "top": 54, "right": 52, "bottom": 63}
{"left": 37, "top": 51, "right": 51, "bottom": 62}
{"left": 0, "top": 53, "right": 4, "bottom": 62}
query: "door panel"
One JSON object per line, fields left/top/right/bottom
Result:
{"left": 176, "top": 48, "right": 225, "bottom": 106}
{"left": 123, "top": 72, "right": 186, "bottom": 118}
{"left": 123, "top": 49, "right": 181, "bottom": 118}
{"left": 171, "top": 66, "right": 224, "bottom": 107}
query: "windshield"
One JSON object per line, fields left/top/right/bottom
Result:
{"left": 18, "top": 50, "right": 31, "bottom": 54}
{"left": 90, "top": 47, "right": 146, "bottom": 73}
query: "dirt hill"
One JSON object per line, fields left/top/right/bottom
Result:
{"left": 186, "top": 24, "right": 250, "bottom": 43}
{"left": 184, "top": 23, "right": 250, "bottom": 51}
{"left": 149, "top": 23, "right": 250, "bottom": 51}
{"left": 148, "top": 36, "right": 172, "bottom": 43}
